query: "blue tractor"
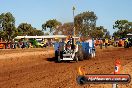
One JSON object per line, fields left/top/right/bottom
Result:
{"left": 54, "top": 37, "right": 95, "bottom": 62}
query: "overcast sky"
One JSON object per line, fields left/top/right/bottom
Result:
{"left": 0, "top": 0, "right": 132, "bottom": 35}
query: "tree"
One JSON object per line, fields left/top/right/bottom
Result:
{"left": 26, "top": 27, "right": 43, "bottom": 36}
{"left": 0, "top": 12, "right": 17, "bottom": 42}
{"left": 42, "top": 19, "right": 61, "bottom": 33}
{"left": 0, "top": 31, "right": 4, "bottom": 40}
{"left": 113, "top": 20, "right": 129, "bottom": 31}
{"left": 28, "top": 28, "right": 44, "bottom": 36}
{"left": 36, "top": 30, "right": 44, "bottom": 36}
{"left": 90, "top": 29, "right": 104, "bottom": 38}
{"left": 17, "top": 23, "right": 33, "bottom": 36}
{"left": 54, "top": 22, "right": 74, "bottom": 35}
{"left": 54, "top": 22, "right": 107, "bottom": 38}
{"left": 113, "top": 20, "right": 132, "bottom": 38}
{"left": 74, "top": 11, "right": 97, "bottom": 37}
{"left": 17, "top": 23, "right": 44, "bottom": 36}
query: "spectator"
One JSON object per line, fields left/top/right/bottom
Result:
{"left": 99, "top": 39, "right": 103, "bottom": 49}
{"left": 105, "top": 38, "right": 108, "bottom": 48}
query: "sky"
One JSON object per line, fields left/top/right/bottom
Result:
{"left": 0, "top": 0, "right": 132, "bottom": 35}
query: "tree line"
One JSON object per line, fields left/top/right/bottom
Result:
{"left": 42, "top": 11, "right": 110, "bottom": 38}
{"left": 1, "top": 11, "right": 131, "bottom": 43}
{"left": 0, "top": 12, "right": 44, "bottom": 43}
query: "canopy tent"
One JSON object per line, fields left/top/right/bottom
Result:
{"left": 126, "top": 33, "right": 132, "bottom": 38}
{"left": 15, "top": 35, "right": 67, "bottom": 39}
{"left": 127, "top": 33, "right": 132, "bottom": 36}
{"left": 15, "top": 35, "right": 80, "bottom": 39}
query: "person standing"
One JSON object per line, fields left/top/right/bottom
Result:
{"left": 105, "top": 38, "right": 108, "bottom": 48}
{"left": 86, "top": 37, "right": 95, "bottom": 58}
{"left": 99, "top": 39, "right": 103, "bottom": 49}
{"left": 124, "top": 38, "right": 129, "bottom": 48}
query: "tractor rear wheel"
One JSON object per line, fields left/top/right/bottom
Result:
{"left": 78, "top": 46, "right": 83, "bottom": 61}
{"left": 75, "top": 53, "right": 79, "bottom": 62}
{"left": 55, "top": 51, "right": 61, "bottom": 63}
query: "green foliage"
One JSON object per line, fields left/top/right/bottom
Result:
{"left": 17, "top": 23, "right": 44, "bottom": 36}
{"left": 74, "top": 11, "right": 97, "bottom": 37}
{"left": 34, "top": 30, "right": 44, "bottom": 36}
{"left": 0, "top": 12, "right": 17, "bottom": 42}
{"left": 17, "top": 23, "right": 32, "bottom": 35}
{"left": 113, "top": 28, "right": 132, "bottom": 38}
{"left": 0, "top": 11, "right": 111, "bottom": 42}
{"left": 113, "top": 20, "right": 129, "bottom": 31}
{"left": 0, "top": 12, "right": 44, "bottom": 42}
{"left": 90, "top": 26, "right": 109, "bottom": 38}
{"left": 42, "top": 19, "right": 61, "bottom": 33}
{"left": 53, "top": 10, "right": 109, "bottom": 38}
{"left": 113, "top": 20, "right": 132, "bottom": 38}
{"left": 0, "top": 31, "right": 4, "bottom": 39}
{"left": 90, "top": 29, "right": 104, "bottom": 38}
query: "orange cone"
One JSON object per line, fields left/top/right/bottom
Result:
{"left": 113, "top": 59, "right": 121, "bottom": 88}
{"left": 114, "top": 59, "right": 121, "bottom": 74}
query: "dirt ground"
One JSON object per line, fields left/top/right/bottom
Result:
{"left": 0, "top": 47, "right": 132, "bottom": 88}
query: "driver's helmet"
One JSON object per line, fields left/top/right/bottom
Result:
{"left": 67, "top": 41, "right": 71, "bottom": 45}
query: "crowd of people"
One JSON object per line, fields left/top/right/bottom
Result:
{"left": 0, "top": 36, "right": 132, "bottom": 49}
{"left": 94, "top": 38, "right": 132, "bottom": 49}
{"left": 94, "top": 38, "right": 111, "bottom": 49}
{"left": 0, "top": 38, "right": 53, "bottom": 49}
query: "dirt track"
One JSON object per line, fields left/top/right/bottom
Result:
{"left": 0, "top": 47, "right": 132, "bottom": 88}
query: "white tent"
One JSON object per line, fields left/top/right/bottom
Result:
{"left": 127, "top": 33, "right": 132, "bottom": 36}
{"left": 15, "top": 35, "right": 67, "bottom": 39}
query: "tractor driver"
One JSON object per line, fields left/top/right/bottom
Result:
{"left": 66, "top": 40, "right": 71, "bottom": 50}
